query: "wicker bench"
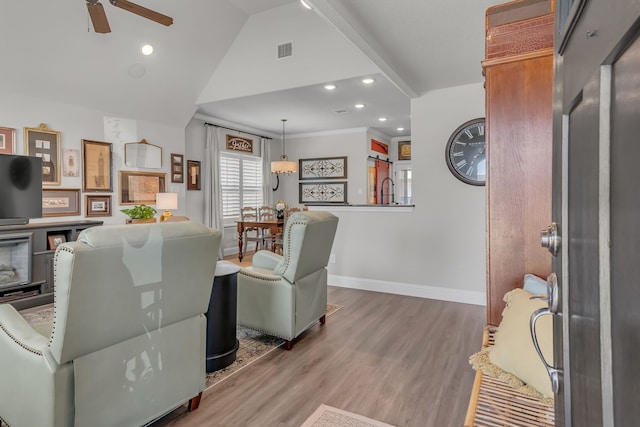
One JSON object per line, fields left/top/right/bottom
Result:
{"left": 464, "top": 325, "right": 555, "bottom": 427}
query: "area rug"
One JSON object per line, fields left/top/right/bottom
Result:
{"left": 300, "top": 404, "right": 396, "bottom": 427}
{"left": 19, "top": 303, "right": 343, "bottom": 390}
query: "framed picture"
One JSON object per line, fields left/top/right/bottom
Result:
{"left": 299, "top": 156, "right": 348, "bottom": 180}
{"left": 24, "top": 123, "right": 61, "bottom": 185}
{"left": 62, "top": 148, "right": 80, "bottom": 177}
{"left": 48, "top": 234, "right": 67, "bottom": 250}
{"left": 299, "top": 181, "right": 347, "bottom": 204}
{"left": 85, "top": 194, "right": 112, "bottom": 217}
{"left": 119, "top": 171, "right": 166, "bottom": 205}
{"left": 42, "top": 188, "right": 81, "bottom": 217}
{"left": 171, "top": 153, "right": 184, "bottom": 183}
{"left": 0, "top": 126, "right": 16, "bottom": 154}
{"left": 82, "top": 139, "right": 112, "bottom": 192}
{"left": 187, "top": 160, "right": 201, "bottom": 190}
{"left": 398, "top": 140, "right": 411, "bottom": 161}
{"left": 370, "top": 138, "right": 389, "bottom": 156}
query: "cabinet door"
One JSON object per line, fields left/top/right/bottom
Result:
{"left": 485, "top": 55, "right": 553, "bottom": 325}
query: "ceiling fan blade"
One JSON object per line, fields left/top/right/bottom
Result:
{"left": 87, "top": 1, "right": 111, "bottom": 33}
{"left": 110, "top": 0, "right": 173, "bottom": 27}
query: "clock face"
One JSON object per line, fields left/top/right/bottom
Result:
{"left": 445, "top": 118, "right": 486, "bottom": 186}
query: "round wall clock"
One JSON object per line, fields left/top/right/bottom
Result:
{"left": 445, "top": 118, "right": 486, "bottom": 186}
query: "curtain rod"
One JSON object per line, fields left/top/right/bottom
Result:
{"left": 205, "top": 122, "right": 272, "bottom": 140}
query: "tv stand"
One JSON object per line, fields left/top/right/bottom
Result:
{"left": 0, "top": 220, "right": 103, "bottom": 310}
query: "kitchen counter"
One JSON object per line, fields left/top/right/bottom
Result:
{"left": 306, "top": 204, "right": 414, "bottom": 213}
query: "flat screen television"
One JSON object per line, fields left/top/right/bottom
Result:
{"left": 0, "top": 154, "right": 43, "bottom": 226}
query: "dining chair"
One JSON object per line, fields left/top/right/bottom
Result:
{"left": 273, "top": 207, "right": 301, "bottom": 254}
{"left": 240, "top": 206, "right": 261, "bottom": 257}
{"left": 258, "top": 205, "right": 275, "bottom": 250}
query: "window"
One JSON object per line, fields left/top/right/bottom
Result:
{"left": 220, "top": 153, "right": 263, "bottom": 225}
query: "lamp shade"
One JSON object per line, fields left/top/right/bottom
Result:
{"left": 271, "top": 159, "right": 297, "bottom": 174}
{"left": 156, "top": 192, "right": 178, "bottom": 210}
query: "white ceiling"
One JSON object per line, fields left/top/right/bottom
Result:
{"left": 1, "top": 0, "right": 499, "bottom": 137}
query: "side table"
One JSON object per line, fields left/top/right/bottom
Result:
{"left": 205, "top": 260, "right": 240, "bottom": 372}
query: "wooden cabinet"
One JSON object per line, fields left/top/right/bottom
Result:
{"left": 0, "top": 220, "right": 102, "bottom": 309}
{"left": 484, "top": 0, "right": 554, "bottom": 325}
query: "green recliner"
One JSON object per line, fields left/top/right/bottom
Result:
{"left": 237, "top": 211, "right": 339, "bottom": 349}
{"left": 0, "top": 221, "right": 221, "bottom": 427}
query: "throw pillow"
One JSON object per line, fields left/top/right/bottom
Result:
{"left": 489, "top": 288, "right": 554, "bottom": 398}
{"left": 523, "top": 273, "right": 548, "bottom": 296}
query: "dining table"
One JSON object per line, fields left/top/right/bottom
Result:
{"left": 236, "top": 218, "right": 284, "bottom": 261}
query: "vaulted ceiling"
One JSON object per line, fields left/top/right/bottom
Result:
{"left": 1, "top": 0, "right": 499, "bottom": 137}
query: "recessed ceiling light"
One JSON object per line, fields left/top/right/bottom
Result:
{"left": 378, "top": 117, "right": 387, "bottom": 122}
{"left": 354, "top": 103, "right": 365, "bottom": 109}
{"left": 141, "top": 44, "right": 153, "bottom": 56}
{"left": 300, "top": 0, "right": 312, "bottom": 9}
{"left": 362, "top": 78, "right": 375, "bottom": 84}
{"left": 324, "top": 84, "right": 336, "bottom": 90}
{"left": 397, "top": 127, "right": 405, "bottom": 131}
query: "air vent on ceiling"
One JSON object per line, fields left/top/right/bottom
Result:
{"left": 334, "top": 108, "right": 351, "bottom": 114}
{"left": 277, "top": 42, "right": 293, "bottom": 59}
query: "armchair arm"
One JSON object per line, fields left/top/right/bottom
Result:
{"left": 0, "top": 304, "right": 49, "bottom": 354}
{"left": 252, "top": 250, "right": 284, "bottom": 270}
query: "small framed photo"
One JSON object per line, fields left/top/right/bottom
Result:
{"left": 0, "top": 126, "right": 16, "bottom": 154}
{"left": 42, "top": 188, "right": 81, "bottom": 217}
{"left": 85, "top": 194, "right": 112, "bottom": 217}
{"left": 171, "top": 153, "right": 184, "bottom": 183}
{"left": 187, "top": 160, "right": 201, "bottom": 190}
{"left": 25, "top": 123, "right": 62, "bottom": 185}
{"left": 48, "top": 234, "right": 67, "bottom": 250}
{"left": 82, "top": 139, "right": 113, "bottom": 192}
{"left": 63, "top": 148, "right": 80, "bottom": 177}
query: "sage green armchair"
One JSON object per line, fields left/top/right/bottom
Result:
{"left": 237, "top": 211, "right": 339, "bottom": 350}
{"left": 0, "top": 221, "right": 221, "bottom": 427}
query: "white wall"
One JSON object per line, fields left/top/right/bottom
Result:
{"left": 0, "top": 92, "right": 186, "bottom": 225}
{"left": 278, "top": 83, "right": 487, "bottom": 305}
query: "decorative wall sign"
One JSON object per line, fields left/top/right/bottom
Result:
{"left": 119, "top": 171, "right": 166, "bottom": 205}
{"left": 0, "top": 127, "right": 16, "bottom": 154}
{"left": 299, "top": 181, "right": 347, "bottom": 204}
{"left": 42, "top": 188, "right": 81, "bottom": 217}
{"left": 82, "top": 140, "right": 112, "bottom": 192}
{"left": 24, "top": 123, "right": 61, "bottom": 185}
{"left": 398, "top": 140, "right": 411, "bottom": 160}
{"left": 370, "top": 138, "right": 388, "bottom": 156}
{"left": 299, "top": 156, "right": 347, "bottom": 180}
{"left": 226, "top": 134, "right": 253, "bottom": 153}
{"left": 187, "top": 160, "right": 201, "bottom": 190}
{"left": 171, "top": 153, "right": 184, "bottom": 183}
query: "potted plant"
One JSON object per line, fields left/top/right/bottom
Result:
{"left": 120, "top": 204, "right": 157, "bottom": 224}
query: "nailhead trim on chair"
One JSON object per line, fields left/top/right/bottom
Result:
{"left": 0, "top": 414, "right": 11, "bottom": 426}
{"left": 48, "top": 246, "right": 75, "bottom": 347}
{"left": 238, "top": 270, "right": 282, "bottom": 282}
{"left": 0, "top": 322, "right": 43, "bottom": 356}
{"left": 280, "top": 221, "right": 305, "bottom": 277}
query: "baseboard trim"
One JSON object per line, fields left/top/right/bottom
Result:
{"left": 328, "top": 274, "right": 486, "bottom": 306}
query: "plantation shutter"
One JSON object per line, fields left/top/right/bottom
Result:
{"left": 220, "top": 153, "right": 263, "bottom": 224}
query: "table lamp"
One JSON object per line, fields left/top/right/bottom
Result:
{"left": 156, "top": 192, "right": 178, "bottom": 222}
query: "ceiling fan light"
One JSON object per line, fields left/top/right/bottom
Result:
{"left": 141, "top": 43, "right": 153, "bottom": 55}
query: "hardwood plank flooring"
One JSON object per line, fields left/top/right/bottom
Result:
{"left": 151, "top": 285, "right": 485, "bottom": 427}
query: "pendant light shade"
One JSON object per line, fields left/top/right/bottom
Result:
{"left": 271, "top": 119, "right": 297, "bottom": 175}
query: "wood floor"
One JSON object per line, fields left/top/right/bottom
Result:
{"left": 151, "top": 283, "right": 485, "bottom": 427}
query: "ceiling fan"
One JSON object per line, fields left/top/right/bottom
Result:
{"left": 86, "top": 0, "right": 173, "bottom": 34}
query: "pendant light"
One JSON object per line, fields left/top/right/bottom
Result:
{"left": 271, "top": 119, "right": 297, "bottom": 191}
